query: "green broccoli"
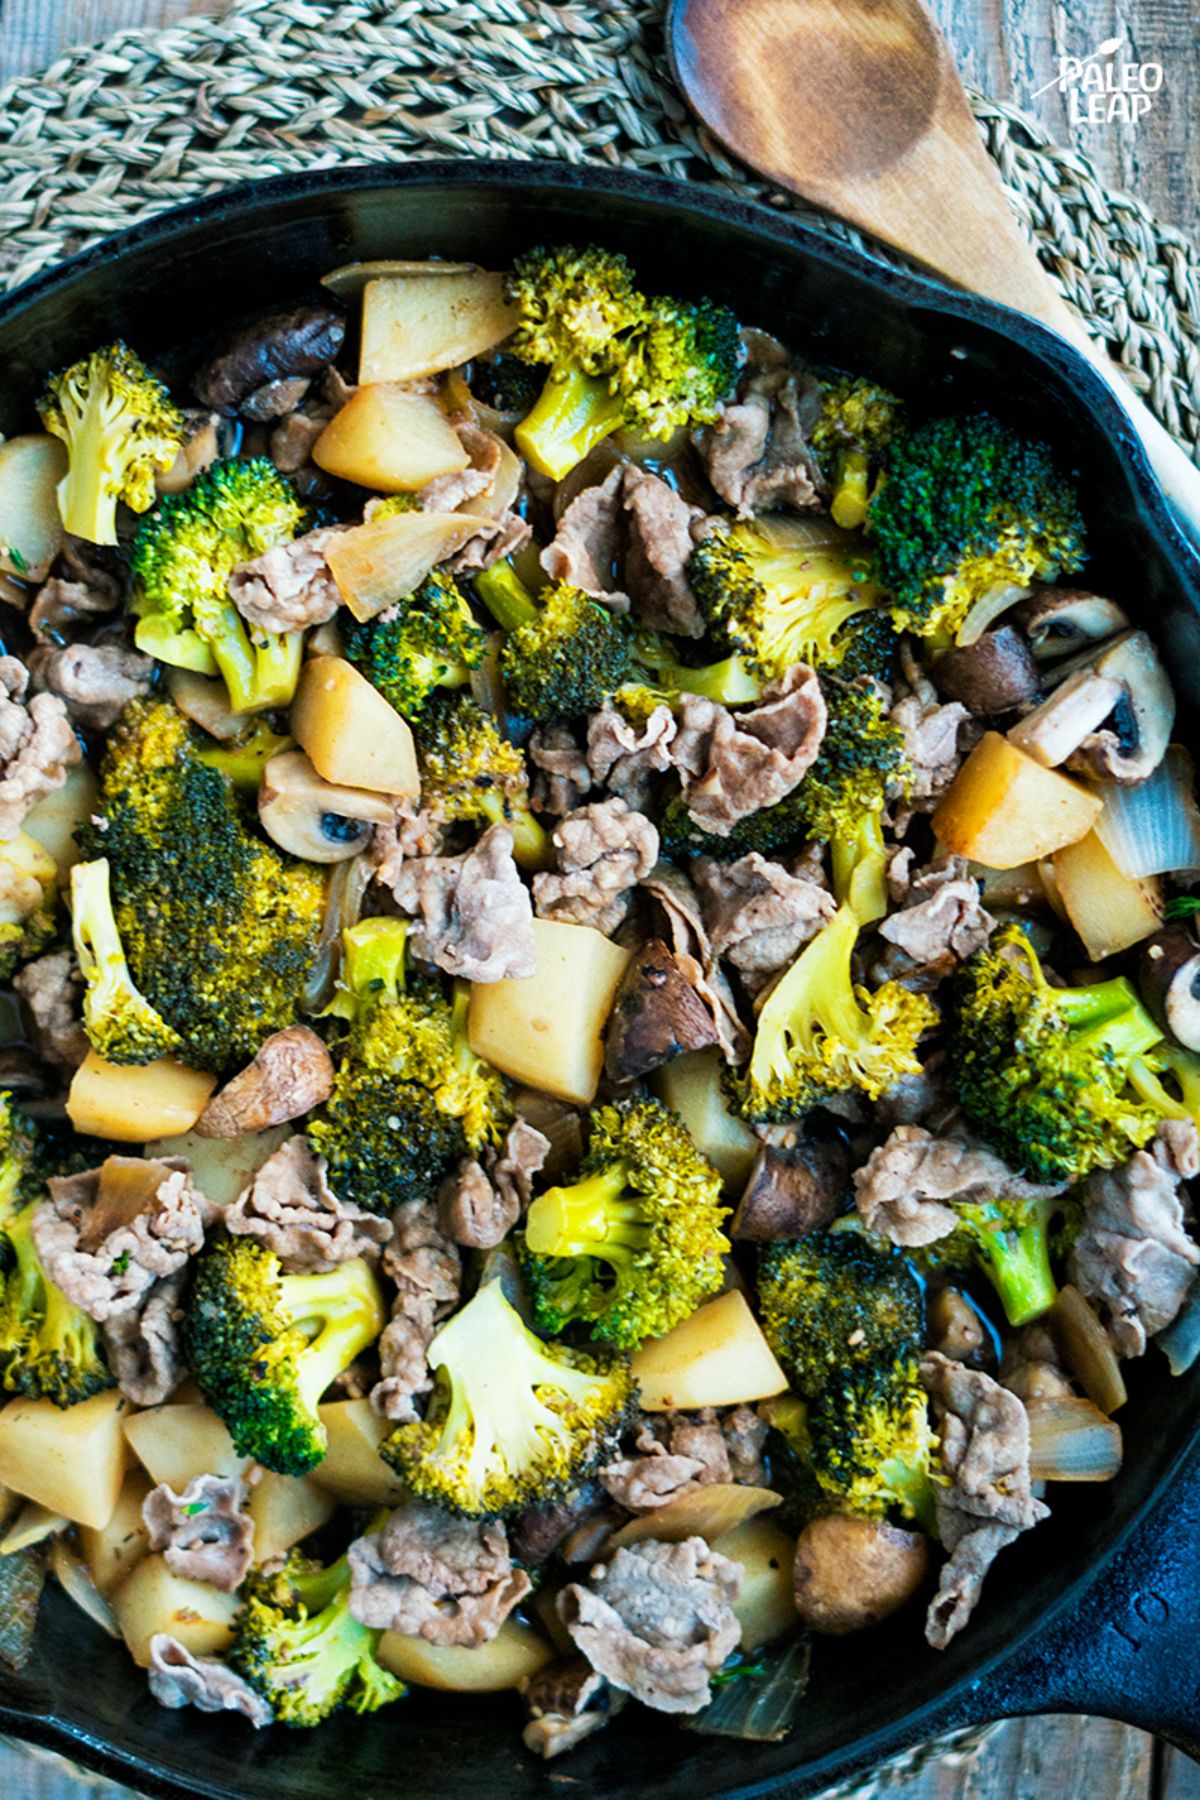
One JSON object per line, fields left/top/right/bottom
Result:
{"left": 688, "top": 523, "right": 885, "bottom": 680}
{"left": 949, "top": 924, "right": 1165, "bottom": 1182}
{"left": 506, "top": 245, "right": 739, "bottom": 479}
{"left": 658, "top": 787, "right": 811, "bottom": 863}
{"left": 0, "top": 831, "right": 59, "bottom": 983}
{"left": 0, "top": 1095, "right": 39, "bottom": 1226}
{"left": 810, "top": 376, "right": 904, "bottom": 530}
{"left": 521, "top": 1096, "right": 729, "bottom": 1349}
{"left": 615, "top": 628, "right": 764, "bottom": 720}
{"left": 381, "top": 1278, "right": 635, "bottom": 1517}
{"left": 37, "top": 341, "right": 185, "bottom": 546}
{"left": 730, "top": 903, "right": 939, "bottom": 1123}
{"left": 908, "top": 1195, "right": 1081, "bottom": 1328}
{"left": 70, "top": 858, "right": 182, "bottom": 1066}
{"left": 806, "top": 1361, "right": 936, "bottom": 1529}
{"left": 0, "top": 1207, "right": 113, "bottom": 1409}
{"left": 867, "top": 414, "right": 1086, "bottom": 640}
{"left": 475, "top": 561, "right": 633, "bottom": 717}
{"left": 185, "top": 1234, "right": 384, "bottom": 1475}
{"left": 231, "top": 1543, "right": 404, "bottom": 1726}
{"left": 130, "top": 458, "right": 308, "bottom": 712}
{"left": 308, "top": 919, "right": 509, "bottom": 1215}
{"left": 470, "top": 353, "right": 547, "bottom": 416}
{"left": 343, "top": 567, "right": 489, "bottom": 724}
{"left": 794, "top": 675, "right": 911, "bottom": 923}
{"left": 77, "top": 698, "right": 326, "bottom": 1073}
{"left": 417, "top": 693, "right": 550, "bottom": 872}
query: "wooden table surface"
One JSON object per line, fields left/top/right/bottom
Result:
{"left": 0, "top": 2, "right": 1197, "bottom": 1797}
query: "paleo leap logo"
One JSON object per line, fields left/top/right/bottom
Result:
{"left": 1032, "top": 34, "right": 1164, "bottom": 125}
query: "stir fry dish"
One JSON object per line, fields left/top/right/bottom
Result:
{"left": 0, "top": 244, "right": 1197, "bottom": 1754}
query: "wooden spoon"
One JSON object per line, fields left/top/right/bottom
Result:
{"left": 667, "top": 0, "right": 1200, "bottom": 545}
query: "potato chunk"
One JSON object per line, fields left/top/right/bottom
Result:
{"left": 468, "top": 918, "right": 630, "bottom": 1106}
{"left": 359, "top": 272, "right": 519, "bottom": 383}
{"left": 653, "top": 1048, "right": 760, "bottom": 1189}
{"left": 0, "top": 433, "right": 68, "bottom": 582}
{"left": 248, "top": 1471, "right": 336, "bottom": 1564}
{"left": 291, "top": 655, "right": 419, "bottom": 797}
{"left": 325, "top": 509, "right": 490, "bottom": 622}
{"left": 123, "top": 1403, "right": 249, "bottom": 1490}
{"left": 312, "top": 1399, "right": 406, "bottom": 1506}
{"left": 1052, "top": 830, "right": 1162, "bottom": 961}
{"left": 632, "top": 1289, "right": 788, "bottom": 1412}
{"left": 113, "top": 1553, "right": 239, "bottom": 1668}
{"left": 23, "top": 762, "right": 99, "bottom": 876}
{"left": 143, "top": 1123, "right": 292, "bottom": 1209}
{"left": 313, "top": 385, "right": 469, "bottom": 491}
{"left": 67, "top": 1050, "right": 217, "bottom": 1143}
{"left": 377, "top": 1617, "right": 552, "bottom": 1692}
{"left": 0, "top": 1390, "right": 128, "bottom": 1529}
{"left": 932, "top": 731, "right": 1103, "bottom": 868}
{"left": 80, "top": 1467, "right": 153, "bottom": 1595}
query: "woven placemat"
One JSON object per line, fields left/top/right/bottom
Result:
{"left": 0, "top": 0, "right": 1197, "bottom": 461}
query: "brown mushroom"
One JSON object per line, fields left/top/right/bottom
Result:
{"left": 1140, "top": 920, "right": 1200, "bottom": 1052}
{"left": 930, "top": 626, "right": 1039, "bottom": 715}
{"left": 793, "top": 1515, "right": 930, "bottom": 1635}
{"left": 258, "top": 751, "right": 393, "bottom": 863}
{"left": 1006, "top": 664, "right": 1124, "bottom": 767}
{"left": 1064, "top": 631, "right": 1174, "bottom": 784}
{"left": 156, "top": 410, "right": 222, "bottom": 498}
{"left": 604, "top": 938, "right": 718, "bottom": 1083}
{"left": 193, "top": 305, "right": 346, "bottom": 417}
{"left": 732, "top": 1140, "right": 849, "bottom": 1241}
{"left": 1012, "top": 587, "right": 1130, "bottom": 662}
{"left": 928, "top": 1285, "right": 987, "bottom": 1366}
{"left": 197, "top": 1025, "right": 334, "bottom": 1138}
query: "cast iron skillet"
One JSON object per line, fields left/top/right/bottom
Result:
{"left": 1, "top": 161, "right": 1199, "bottom": 1800}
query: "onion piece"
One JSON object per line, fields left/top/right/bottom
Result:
{"left": 0, "top": 1501, "right": 68, "bottom": 1554}
{"left": 1026, "top": 1396, "right": 1123, "bottom": 1481}
{"left": 1158, "top": 1286, "right": 1200, "bottom": 1376}
{"left": 48, "top": 1537, "right": 121, "bottom": 1639}
{"left": 302, "top": 852, "right": 371, "bottom": 1012}
{"left": 608, "top": 1484, "right": 781, "bottom": 1550}
{"left": 955, "top": 581, "right": 1032, "bottom": 648}
{"left": 686, "top": 1636, "right": 811, "bottom": 1742}
{"left": 1094, "top": 745, "right": 1200, "bottom": 879}
{"left": 321, "top": 258, "right": 476, "bottom": 302}
{"left": 1050, "top": 1285, "right": 1127, "bottom": 1415}
{"left": 750, "top": 515, "right": 859, "bottom": 554}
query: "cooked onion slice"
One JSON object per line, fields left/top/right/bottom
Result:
{"left": 608, "top": 1484, "right": 781, "bottom": 1550}
{"left": 1026, "top": 1396, "right": 1123, "bottom": 1481}
{"left": 1050, "top": 1285, "right": 1127, "bottom": 1415}
{"left": 1094, "top": 745, "right": 1200, "bottom": 879}
{"left": 48, "top": 1537, "right": 120, "bottom": 1639}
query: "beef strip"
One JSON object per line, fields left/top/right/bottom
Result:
{"left": 1069, "top": 1120, "right": 1200, "bottom": 1357}
{"left": 198, "top": 1026, "right": 334, "bottom": 1138}
{"left": 226, "top": 525, "right": 344, "bottom": 634}
{"left": 100, "top": 1269, "right": 188, "bottom": 1406}
{"left": 533, "top": 798, "right": 659, "bottom": 936}
{"left": 586, "top": 701, "right": 677, "bottom": 812}
{"left": 875, "top": 856, "right": 994, "bottom": 983}
{"left": 386, "top": 822, "right": 536, "bottom": 982}
{"left": 193, "top": 305, "right": 345, "bottom": 416}
{"left": 143, "top": 1474, "right": 254, "bottom": 1592}
{"left": 670, "top": 665, "right": 826, "bottom": 834}
{"left": 889, "top": 647, "right": 973, "bottom": 818}
{"left": 854, "top": 1125, "right": 1066, "bottom": 1248}
{"left": 620, "top": 466, "right": 708, "bottom": 637}
{"left": 692, "top": 330, "right": 825, "bottom": 517}
{"left": 528, "top": 721, "right": 591, "bottom": 817}
{"left": 426, "top": 424, "right": 531, "bottom": 573}
{"left": 0, "top": 655, "right": 82, "bottom": 840}
{"left": 540, "top": 465, "right": 629, "bottom": 608}
{"left": 370, "top": 1198, "right": 460, "bottom": 1424}
{"left": 559, "top": 1536, "right": 742, "bottom": 1715}
{"left": 147, "top": 1635, "right": 273, "bottom": 1728}
{"left": 224, "top": 1135, "right": 390, "bottom": 1274}
{"left": 29, "top": 537, "right": 124, "bottom": 643}
{"left": 33, "top": 1159, "right": 214, "bottom": 1323}
{"left": 348, "top": 1500, "right": 531, "bottom": 1646}
{"left": 437, "top": 1119, "right": 551, "bottom": 1251}
{"left": 694, "top": 851, "right": 834, "bottom": 977}
{"left": 28, "top": 642, "right": 154, "bottom": 731}
{"left": 13, "top": 951, "right": 87, "bottom": 1071}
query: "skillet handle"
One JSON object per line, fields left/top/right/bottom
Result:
{"left": 959, "top": 1436, "right": 1200, "bottom": 1754}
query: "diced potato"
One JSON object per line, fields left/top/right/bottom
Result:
{"left": 291, "top": 656, "right": 419, "bottom": 797}
{"left": 0, "top": 1390, "right": 128, "bottom": 1529}
{"left": 378, "top": 1617, "right": 553, "bottom": 1692}
{"left": 23, "top": 763, "right": 99, "bottom": 876}
{"left": 80, "top": 1467, "right": 153, "bottom": 1596}
{"left": 143, "top": 1124, "right": 292, "bottom": 1210}
{"left": 468, "top": 918, "right": 630, "bottom": 1106}
{"left": 0, "top": 433, "right": 68, "bottom": 582}
{"left": 633, "top": 1290, "right": 788, "bottom": 1413}
{"left": 248, "top": 1471, "right": 336, "bottom": 1564}
{"left": 932, "top": 732, "right": 1103, "bottom": 869}
{"left": 68, "top": 1051, "right": 217, "bottom": 1143}
{"left": 713, "top": 1515, "right": 798, "bottom": 1651}
{"left": 359, "top": 272, "right": 519, "bottom": 383}
{"left": 123, "top": 1403, "right": 248, "bottom": 1490}
{"left": 313, "top": 385, "right": 469, "bottom": 492}
{"left": 324, "top": 510, "right": 489, "bottom": 622}
{"left": 653, "top": 1048, "right": 760, "bottom": 1189}
{"left": 112, "top": 1554, "right": 239, "bottom": 1668}
{"left": 1052, "top": 830, "right": 1162, "bottom": 961}
{"left": 312, "top": 1399, "right": 406, "bottom": 1506}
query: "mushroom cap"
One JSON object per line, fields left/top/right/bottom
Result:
{"left": 257, "top": 749, "right": 393, "bottom": 863}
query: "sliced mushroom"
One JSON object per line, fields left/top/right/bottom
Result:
{"left": 793, "top": 1515, "right": 930, "bottom": 1635}
{"left": 197, "top": 1025, "right": 334, "bottom": 1137}
{"left": 166, "top": 667, "right": 253, "bottom": 742}
{"left": 193, "top": 305, "right": 346, "bottom": 417}
{"left": 1064, "top": 631, "right": 1174, "bottom": 784}
{"left": 931, "top": 625, "right": 1040, "bottom": 715}
{"left": 156, "top": 410, "right": 221, "bottom": 498}
{"left": 732, "top": 1139, "right": 849, "bottom": 1241}
{"left": 604, "top": 938, "right": 718, "bottom": 1082}
{"left": 258, "top": 750, "right": 393, "bottom": 862}
{"left": 1013, "top": 587, "right": 1131, "bottom": 662}
{"left": 1140, "top": 920, "right": 1200, "bottom": 1052}
{"left": 1007, "top": 665, "right": 1124, "bottom": 767}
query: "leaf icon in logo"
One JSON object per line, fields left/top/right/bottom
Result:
{"left": 1096, "top": 35, "right": 1124, "bottom": 54}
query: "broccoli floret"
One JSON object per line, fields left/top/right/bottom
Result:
{"left": 810, "top": 376, "right": 904, "bottom": 530}
{"left": 949, "top": 924, "right": 1165, "bottom": 1182}
{"left": 185, "top": 1234, "right": 383, "bottom": 1475}
{"left": 475, "top": 561, "right": 633, "bottom": 718}
{"left": 308, "top": 919, "right": 509, "bottom": 1215}
{"left": 0, "top": 1096, "right": 40, "bottom": 1227}
{"left": 130, "top": 458, "right": 308, "bottom": 711}
{"left": 909, "top": 1195, "right": 1081, "bottom": 1328}
{"left": 688, "top": 524, "right": 885, "bottom": 680}
{"left": 0, "top": 1207, "right": 113, "bottom": 1409}
{"left": 0, "top": 831, "right": 59, "bottom": 984}
{"left": 70, "top": 858, "right": 182, "bottom": 1065}
{"left": 78, "top": 698, "right": 326, "bottom": 1073}
{"left": 381, "top": 1278, "right": 634, "bottom": 1517}
{"left": 37, "top": 341, "right": 185, "bottom": 546}
{"left": 521, "top": 1096, "right": 729, "bottom": 1349}
{"left": 794, "top": 675, "right": 911, "bottom": 923}
{"left": 730, "top": 904, "right": 938, "bottom": 1123}
{"left": 344, "top": 568, "right": 488, "bottom": 724}
{"left": 615, "top": 628, "right": 763, "bottom": 720}
{"left": 506, "top": 245, "right": 738, "bottom": 479}
{"left": 807, "top": 1360, "right": 936, "bottom": 1528}
{"left": 231, "top": 1542, "right": 404, "bottom": 1726}
{"left": 417, "top": 693, "right": 550, "bottom": 872}
{"left": 470, "top": 353, "right": 547, "bottom": 416}
{"left": 833, "top": 607, "right": 903, "bottom": 684}
{"left": 658, "top": 788, "right": 810, "bottom": 863}
{"left": 868, "top": 414, "right": 1086, "bottom": 639}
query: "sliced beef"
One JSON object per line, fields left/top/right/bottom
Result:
{"left": 692, "top": 331, "right": 825, "bottom": 517}
{"left": 29, "top": 536, "right": 124, "bottom": 643}
{"left": 28, "top": 642, "right": 154, "bottom": 731}
{"left": 348, "top": 1500, "right": 531, "bottom": 1646}
{"left": 13, "top": 951, "right": 87, "bottom": 1071}
{"left": 620, "top": 466, "right": 707, "bottom": 637}
{"left": 420, "top": 422, "right": 504, "bottom": 514}
{"left": 226, "top": 524, "right": 344, "bottom": 634}
{"left": 33, "top": 1159, "right": 213, "bottom": 1323}
{"left": 640, "top": 862, "right": 749, "bottom": 1062}
{"left": 426, "top": 424, "right": 531, "bottom": 573}
{"left": 143, "top": 1474, "right": 254, "bottom": 1592}
{"left": 540, "top": 465, "right": 628, "bottom": 608}
{"left": 193, "top": 304, "right": 345, "bottom": 417}
{"left": 694, "top": 851, "right": 834, "bottom": 977}
{"left": 534, "top": 798, "right": 659, "bottom": 936}
{"left": 437, "top": 1119, "right": 551, "bottom": 1251}
{"left": 224, "top": 1135, "right": 390, "bottom": 1274}
{"left": 387, "top": 822, "right": 536, "bottom": 983}
{"left": 0, "top": 655, "right": 82, "bottom": 840}
{"left": 586, "top": 700, "right": 677, "bottom": 812}
{"left": 876, "top": 855, "right": 994, "bottom": 984}
{"left": 670, "top": 665, "right": 826, "bottom": 833}
{"left": 370, "top": 1198, "right": 461, "bottom": 1424}
{"left": 854, "top": 1125, "right": 1066, "bottom": 1248}
{"left": 198, "top": 1027, "right": 334, "bottom": 1138}
{"left": 100, "top": 1269, "right": 188, "bottom": 1406}
{"left": 148, "top": 1635, "right": 273, "bottom": 1727}
{"left": 529, "top": 721, "right": 591, "bottom": 817}
{"left": 890, "top": 649, "right": 973, "bottom": 814}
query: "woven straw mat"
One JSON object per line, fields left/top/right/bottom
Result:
{"left": 0, "top": 0, "right": 1197, "bottom": 461}
{"left": 0, "top": 0, "right": 1186, "bottom": 1793}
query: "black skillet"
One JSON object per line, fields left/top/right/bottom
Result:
{"left": 1, "top": 161, "right": 1199, "bottom": 1800}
